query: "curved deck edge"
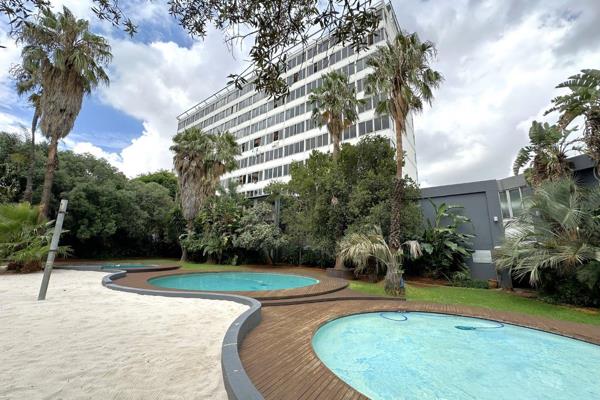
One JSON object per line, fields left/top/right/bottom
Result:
{"left": 102, "top": 271, "right": 264, "bottom": 400}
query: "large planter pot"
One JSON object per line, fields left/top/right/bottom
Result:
{"left": 488, "top": 279, "right": 499, "bottom": 289}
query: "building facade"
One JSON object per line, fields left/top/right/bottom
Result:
{"left": 176, "top": 2, "right": 417, "bottom": 198}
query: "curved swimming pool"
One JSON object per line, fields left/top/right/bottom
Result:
{"left": 312, "top": 312, "right": 600, "bottom": 400}
{"left": 148, "top": 272, "right": 319, "bottom": 292}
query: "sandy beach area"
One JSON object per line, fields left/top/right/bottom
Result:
{"left": 0, "top": 270, "right": 247, "bottom": 399}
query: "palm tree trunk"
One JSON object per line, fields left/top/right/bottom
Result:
{"left": 38, "top": 134, "right": 59, "bottom": 221}
{"left": 384, "top": 267, "right": 405, "bottom": 297}
{"left": 389, "top": 113, "right": 405, "bottom": 252}
{"left": 180, "top": 222, "right": 193, "bottom": 262}
{"left": 22, "top": 108, "right": 39, "bottom": 204}
{"left": 332, "top": 130, "right": 341, "bottom": 161}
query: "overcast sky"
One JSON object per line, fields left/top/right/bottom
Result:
{"left": 1, "top": 0, "right": 599, "bottom": 187}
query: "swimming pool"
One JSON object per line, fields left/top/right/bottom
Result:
{"left": 148, "top": 272, "right": 319, "bottom": 291}
{"left": 312, "top": 312, "right": 600, "bottom": 400}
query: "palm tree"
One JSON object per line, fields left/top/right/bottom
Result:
{"left": 513, "top": 121, "right": 578, "bottom": 186}
{"left": 545, "top": 69, "right": 600, "bottom": 162}
{"left": 308, "top": 71, "right": 363, "bottom": 161}
{"left": 366, "top": 32, "right": 443, "bottom": 253}
{"left": 11, "top": 62, "right": 42, "bottom": 203}
{"left": 170, "top": 128, "right": 239, "bottom": 261}
{"left": 16, "top": 6, "right": 112, "bottom": 219}
{"left": 338, "top": 225, "right": 421, "bottom": 296}
{"left": 495, "top": 178, "right": 600, "bottom": 286}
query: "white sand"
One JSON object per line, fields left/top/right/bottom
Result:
{"left": 0, "top": 270, "right": 248, "bottom": 400}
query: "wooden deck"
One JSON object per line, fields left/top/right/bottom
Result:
{"left": 239, "top": 300, "right": 600, "bottom": 400}
{"left": 111, "top": 266, "right": 348, "bottom": 300}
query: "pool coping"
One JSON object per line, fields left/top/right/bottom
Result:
{"left": 102, "top": 271, "right": 265, "bottom": 400}
{"left": 111, "top": 268, "right": 348, "bottom": 300}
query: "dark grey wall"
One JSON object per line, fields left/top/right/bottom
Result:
{"left": 420, "top": 179, "right": 506, "bottom": 281}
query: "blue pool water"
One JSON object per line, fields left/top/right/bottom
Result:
{"left": 312, "top": 312, "right": 600, "bottom": 400}
{"left": 148, "top": 272, "right": 319, "bottom": 291}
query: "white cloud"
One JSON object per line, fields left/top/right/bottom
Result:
{"left": 391, "top": 0, "right": 600, "bottom": 186}
{"left": 93, "top": 31, "right": 247, "bottom": 177}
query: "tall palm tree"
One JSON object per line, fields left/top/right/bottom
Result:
{"left": 546, "top": 69, "right": 600, "bottom": 162}
{"left": 16, "top": 6, "right": 111, "bottom": 219}
{"left": 11, "top": 62, "right": 42, "bottom": 203}
{"left": 170, "top": 127, "right": 239, "bottom": 261}
{"left": 338, "top": 225, "right": 421, "bottom": 296}
{"left": 308, "top": 71, "right": 363, "bottom": 161}
{"left": 513, "top": 121, "right": 578, "bottom": 186}
{"left": 366, "top": 32, "right": 443, "bottom": 254}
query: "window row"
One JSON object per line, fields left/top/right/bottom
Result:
{"left": 179, "top": 27, "right": 385, "bottom": 132}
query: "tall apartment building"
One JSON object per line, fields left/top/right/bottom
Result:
{"left": 176, "top": 2, "right": 417, "bottom": 198}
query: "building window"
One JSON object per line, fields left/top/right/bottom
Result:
{"left": 499, "top": 187, "right": 525, "bottom": 219}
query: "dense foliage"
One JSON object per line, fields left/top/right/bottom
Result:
{"left": 0, "top": 132, "right": 180, "bottom": 258}
{"left": 274, "top": 135, "right": 423, "bottom": 267}
{"left": 405, "top": 202, "right": 474, "bottom": 280}
{"left": 496, "top": 178, "right": 600, "bottom": 307}
{"left": 0, "top": 202, "right": 70, "bottom": 272}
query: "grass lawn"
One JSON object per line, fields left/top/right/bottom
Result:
{"left": 110, "top": 259, "right": 600, "bottom": 326}
{"left": 350, "top": 280, "right": 600, "bottom": 326}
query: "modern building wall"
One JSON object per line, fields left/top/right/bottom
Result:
{"left": 419, "top": 154, "right": 599, "bottom": 287}
{"left": 176, "top": 2, "right": 417, "bottom": 198}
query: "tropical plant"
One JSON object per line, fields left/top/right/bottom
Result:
{"left": 366, "top": 31, "right": 443, "bottom": 251}
{"left": 546, "top": 69, "right": 600, "bottom": 162}
{"left": 234, "top": 202, "right": 286, "bottom": 264}
{"left": 410, "top": 201, "right": 474, "bottom": 279}
{"left": 495, "top": 179, "right": 600, "bottom": 287}
{"left": 338, "top": 225, "right": 421, "bottom": 296}
{"left": 513, "top": 121, "right": 578, "bottom": 185}
{"left": 170, "top": 127, "right": 239, "bottom": 261}
{"left": 309, "top": 71, "right": 363, "bottom": 161}
{"left": 16, "top": 6, "right": 112, "bottom": 219}
{"left": 0, "top": 202, "right": 70, "bottom": 273}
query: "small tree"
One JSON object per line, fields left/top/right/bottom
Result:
{"left": 234, "top": 202, "right": 286, "bottom": 264}
{"left": 338, "top": 225, "right": 421, "bottom": 296}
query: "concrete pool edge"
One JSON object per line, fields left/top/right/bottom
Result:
{"left": 57, "top": 264, "right": 180, "bottom": 273}
{"left": 102, "top": 271, "right": 265, "bottom": 400}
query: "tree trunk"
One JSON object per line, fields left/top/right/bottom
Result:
{"left": 389, "top": 113, "right": 406, "bottom": 252}
{"left": 23, "top": 108, "right": 39, "bottom": 204}
{"left": 38, "top": 134, "right": 59, "bottom": 221}
{"left": 332, "top": 130, "right": 341, "bottom": 161}
{"left": 180, "top": 222, "right": 193, "bottom": 262}
{"left": 264, "top": 250, "right": 273, "bottom": 265}
{"left": 334, "top": 255, "right": 345, "bottom": 270}
{"left": 384, "top": 267, "right": 405, "bottom": 297}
